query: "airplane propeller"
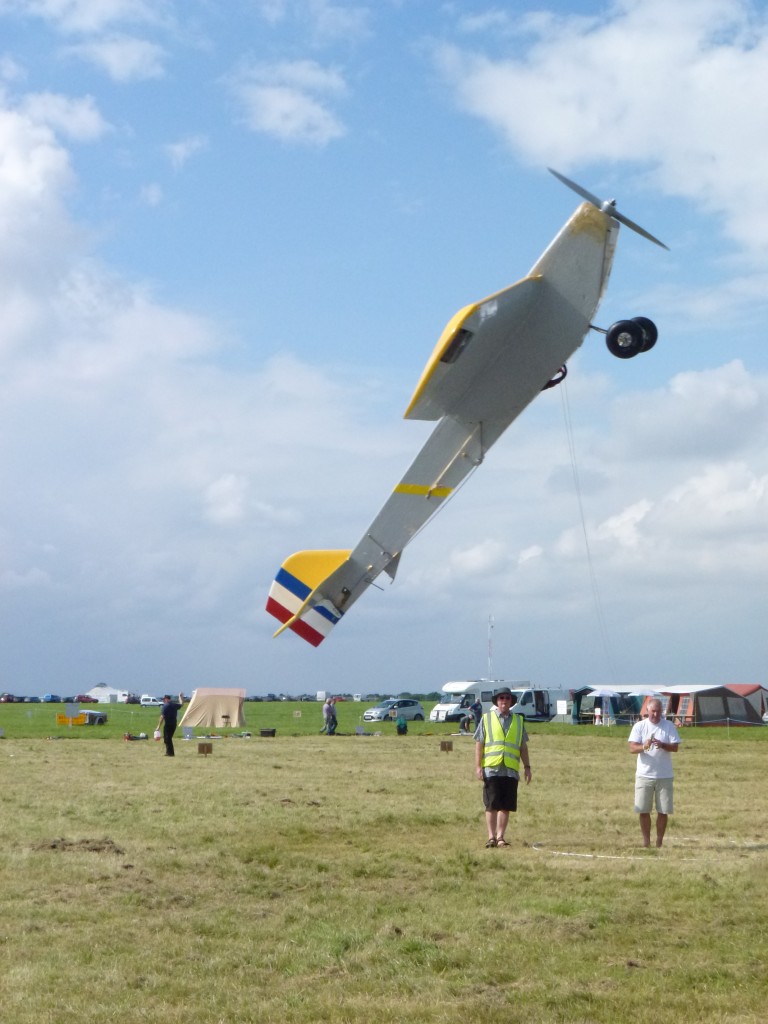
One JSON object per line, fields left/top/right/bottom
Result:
{"left": 548, "top": 168, "right": 669, "bottom": 251}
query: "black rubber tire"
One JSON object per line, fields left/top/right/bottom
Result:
{"left": 606, "top": 319, "right": 644, "bottom": 358}
{"left": 632, "top": 316, "right": 658, "bottom": 352}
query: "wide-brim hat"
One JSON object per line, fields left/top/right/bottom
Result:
{"left": 491, "top": 686, "right": 514, "bottom": 705}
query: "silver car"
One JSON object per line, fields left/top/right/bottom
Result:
{"left": 362, "top": 698, "right": 425, "bottom": 722}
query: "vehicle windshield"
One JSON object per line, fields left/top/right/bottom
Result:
{"left": 439, "top": 693, "right": 468, "bottom": 704}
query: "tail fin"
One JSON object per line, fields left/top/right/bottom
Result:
{"left": 266, "top": 550, "right": 350, "bottom": 647}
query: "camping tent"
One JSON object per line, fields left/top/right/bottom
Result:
{"left": 180, "top": 688, "right": 246, "bottom": 728}
{"left": 571, "top": 686, "right": 650, "bottom": 724}
{"left": 725, "top": 684, "right": 768, "bottom": 719}
{"left": 641, "top": 685, "right": 765, "bottom": 727}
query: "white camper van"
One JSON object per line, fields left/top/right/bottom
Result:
{"left": 429, "top": 681, "right": 570, "bottom": 725}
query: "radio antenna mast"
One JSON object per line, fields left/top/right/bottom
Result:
{"left": 487, "top": 614, "right": 495, "bottom": 680}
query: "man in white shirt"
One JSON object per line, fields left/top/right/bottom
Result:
{"left": 628, "top": 698, "right": 681, "bottom": 847}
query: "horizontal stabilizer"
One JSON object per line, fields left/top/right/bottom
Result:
{"left": 266, "top": 549, "right": 350, "bottom": 647}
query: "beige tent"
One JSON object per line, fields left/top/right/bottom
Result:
{"left": 180, "top": 688, "right": 246, "bottom": 728}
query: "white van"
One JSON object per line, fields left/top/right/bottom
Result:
{"left": 430, "top": 681, "right": 570, "bottom": 724}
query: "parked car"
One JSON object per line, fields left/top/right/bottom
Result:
{"left": 75, "top": 694, "right": 98, "bottom": 703}
{"left": 42, "top": 694, "right": 62, "bottom": 703}
{"left": 140, "top": 695, "right": 162, "bottom": 706}
{"left": 0, "top": 693, "right": 17, "bottom": 703}
{"left": 362, "top": 699, "right": 425, "bottom": 722}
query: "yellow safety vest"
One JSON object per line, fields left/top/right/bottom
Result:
{"left": 481, "top": 711, "right": 523, "bottom": 771}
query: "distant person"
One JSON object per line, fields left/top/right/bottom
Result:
{"left": 469, "top": 698, "right": 483, "bottom": 727}
{"left": 474, "top": 686, "right": 532, "bottom": 848}
{"left": 321, "top": 697, "right": 337, "bottom": 735}
{"left": 320, "top": 698, "right": 333, "bottom": 733}
{"left": 156, "top": 693, "right": 185, "bottom": 757}
{"left": 628, "top": 698, "right": 681, "bottom": 847}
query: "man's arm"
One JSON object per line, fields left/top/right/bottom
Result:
{"left": 654, "top": 737, "right": 679, "bottom": 752}
{"left": 520, "top": 739, "right": 532, "bottom": 783}
{"left": 628, "top": 725, "right": 647, "bottom": 753}
{"left": 474, "top": 740, "right": 485, "bottom": 780}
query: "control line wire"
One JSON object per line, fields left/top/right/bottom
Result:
{"left": 559, "top": 378, "right": 618, "bottom": 685}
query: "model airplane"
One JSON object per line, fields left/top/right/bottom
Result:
{"left": 267, "top": 170, "right": 667, "bottom": 646}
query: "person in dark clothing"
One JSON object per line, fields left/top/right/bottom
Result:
{"left": 156, "top": 693, "right": 185, "bottom": 757}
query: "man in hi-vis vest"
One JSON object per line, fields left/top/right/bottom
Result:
{"left": 474, "top": 686, "right": 532, "bottom": 848}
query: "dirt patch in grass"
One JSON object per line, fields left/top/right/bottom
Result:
{"left": 32, "top": 836, "right": 125, "bottom": 855}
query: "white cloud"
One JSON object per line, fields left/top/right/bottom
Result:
{"left": 165, "top": 134, "right": 207, "bottom": 170}
{"left": 139, "top": 181, "right": 162, "bottom": 205}
{"left": 203, "top": 474, "right": 250, "bottom": 526}
{"left": 607, "top": 361, "right": 768, "bottom": 462}
{"left": 229, "top": 59, "right": 347, "bottom": 145}
{"left": 306, "top": 0, "right": 371, "bottom": 43}
{"left": 449, "top": 538, "right": 507, "bottom": 576}
{"left": 0, "top": 105, "right": 72, "bottom": 207}
{"left": 252, "top": 0, "right": 371, "bottom": 41}
{"left": 253, "top": 0, "right": 289, "bottom": 24}
{"left": 0, "top": 0, "right": 165, "bottom": 34}
{"left": 437, "top": 0, "right": 768, "bottom": 255}
{"left": 20, "top": 91, "right": 109, "bottom": 139}
{"left": 0, "top": 53, "right": 25, "bottom": 81}
{"left": 0, "top": 567, "right": 53, "bottom": 590}
{"left": 63, "top": 34, "right": 166, "bottom": 80}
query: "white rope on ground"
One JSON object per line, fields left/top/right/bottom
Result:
{"left": 531, "top": 842, "right": 649, "bottom": 861}
{"left": 531, "top": 837, "right": 768, "bottom": 858}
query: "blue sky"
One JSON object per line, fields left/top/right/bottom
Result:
{"left": 1, "top": 0, "right": 766, "bottom": 699}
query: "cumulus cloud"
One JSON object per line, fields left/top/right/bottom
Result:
{"left": 253, "top": 0, "right": 289, "bottom": 24}
{"left": 0, "top": 0, "right": 165, "bottom": 34}
{"left": 164, "top": 134, "right": 207, "bottom": 170}
{"left": 229, "top": 59, "right": 347, "bottom": 145}
{"left": 203, "top": 474, "right": 250, "bottom": 526}
{"left": 252, "top": 0, "right": 371, "bottom": 41}
{"left": 305, "top": 0, "right": 371, "bottom": 43}
{"left": 437, "top": 0, "right": 768, "bottom": 256}
{"left": 19, "top": 91, "right": 109, "bottom": 139}
{"left": 63, "top": 34, "right": 167, "bottom": 80}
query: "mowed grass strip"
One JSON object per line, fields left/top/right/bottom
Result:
{"left": 0, "top": 728, "right": 766, "bottom": 1023}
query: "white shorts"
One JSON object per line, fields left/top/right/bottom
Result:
{"left": 634, "top": 776, "right": 674, "bottom": 815}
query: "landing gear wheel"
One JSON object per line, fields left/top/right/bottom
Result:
{"left": 606, "top": 319, "right": 644, "bottom": 358}
{"left": 632, "top": 316, "right": 658, "bottom": 352}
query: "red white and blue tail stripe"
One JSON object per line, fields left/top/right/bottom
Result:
{"left": 266, "top": 550, "right": 350, "bottom": 647}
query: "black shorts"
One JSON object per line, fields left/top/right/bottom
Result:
{"left": 482, "top": 774, "right": 518, "bottom": 812}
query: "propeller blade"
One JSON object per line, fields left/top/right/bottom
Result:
{"left": 611, "top": 210, "right": 669, "bottom": 251}
{"left": 548, "top": 167, "right": 669, "bottom": 251}
{"left": 547, "top": 167, "right": 603, "bottom": 208}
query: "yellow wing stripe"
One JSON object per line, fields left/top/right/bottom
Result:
{"left": 394, "top": 483, "right": 453, "bottom": 499}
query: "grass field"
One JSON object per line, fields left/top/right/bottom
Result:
{"left": 1, "top": 707, "right": 766, "bottom": 1023}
